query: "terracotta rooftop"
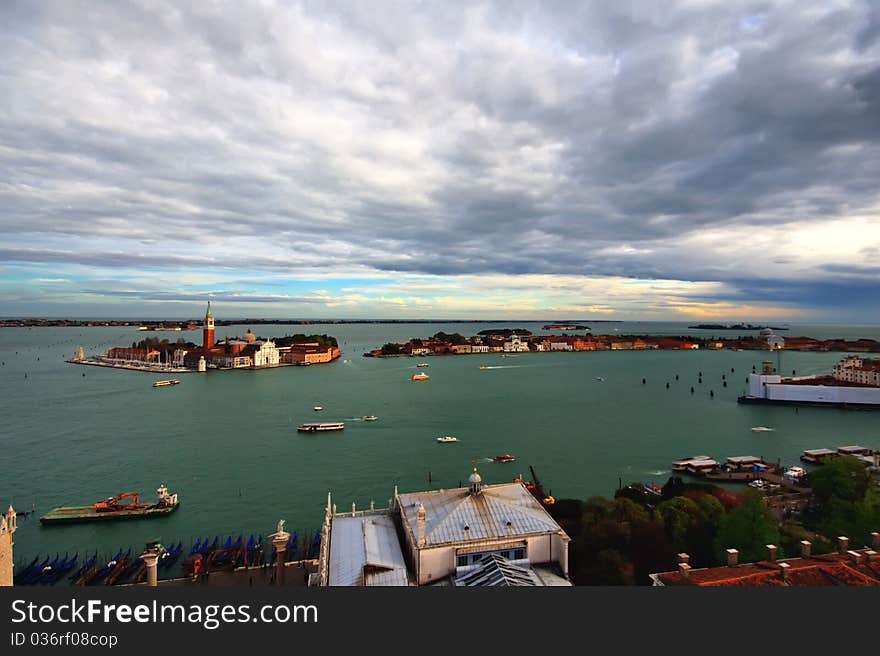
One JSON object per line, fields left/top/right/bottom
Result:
{"left": 655, "top": 550, "right": 880, "bottom": 586}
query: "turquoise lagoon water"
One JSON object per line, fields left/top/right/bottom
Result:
{"left": 1, "top": 321, "right": 878, "bottom": 565}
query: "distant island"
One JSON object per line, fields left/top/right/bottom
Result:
{"left": 688, "top": 324, "right": 789, "bottom": 331}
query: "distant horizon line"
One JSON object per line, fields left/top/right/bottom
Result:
{"left": 5, "top": 316, "right": 877, "bottom": 326}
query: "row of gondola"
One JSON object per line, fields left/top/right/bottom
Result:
{"left": 14, "top": 530, "right": 322, "bottom": 586}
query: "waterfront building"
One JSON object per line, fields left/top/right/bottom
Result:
{"left": 651, "top": 536, "right": 880, "bottom": 586}
{"left": 172, "top": 349, "right": 188, "bottom": 367}
{"left": 833, "top": 357, "right": 880, "bottom": 386}
{"left": 503, "top": 334, "right": 530, "bottom": 352}
{"left": 760, "top": 328, "right": 785, "bottom": 350}
{"left": 281, "top": 343, "right": 340, "bottom": 365}
{"left": 1, "top": 506, "right": 16, "bottom": 587}
{"left": 251, "top": 339, "right": 280, "bottom": 367}
{"left": 316, "top": 469, "right": 571, "bottom": 587}
{"left": 741, "top": 359, "right": 880, "bottom": 407}
{"left": 471, "top": 345, "right": 490, "bottom": 353}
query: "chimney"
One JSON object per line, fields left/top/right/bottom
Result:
{"left": 847, "top": 550, "right": 864, "bottom": 566}
{"left": 871, "top": 532, "right": 880, "bottom": 549}
{"left": 837, "top": 536, "right": 849, "bottom": 554}
{"left": 416, "top": 503, "right": 426, "bottom": 548}
{"left": 865, "top": 550, "right": 878, "bottom": 563}
{"left": 678, "top": 563, "right": 691, "bottom": 580}
{"left": 677, "top": 553, "right": 690, "bottom": 566}
{"left": 779, "top": 562, "right": 790, "bottom": 583}
{"left": 766, "top": 544, "right": 778, "bottom": 562}
{"left": 800, "top": 540, "right": 812, "bottom": 558}
{"left": 726, "top": 548, "right": 739, "bottom": 567}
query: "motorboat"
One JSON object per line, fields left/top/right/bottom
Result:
{"left": 596, "top": 376, "right": 605, "bottom": 382}
{"left": 479, "top": 365, "right": 489, "bottom": 370}
{"left": 313, "top": 405, "right": 324, "bottom": 411}
{"left": 411, "top": 373, "right": 430, "bottom": 381}
{"left": 362, "top": 415, "right": 379, "bottom": 422}
{"left": 297, "top": 422, "right": 345, "bottom": 432}
{"left": 417, "top": 363, "right": 430, "bottom": 368}
{"left": 152, "top": 379, "right": 180, "bottom": 387}
{"left": 493, "top": 454, "right": 516, "bottom": 463}
{"left": 751, "top": 426, "right": 774, "bottom": 432}
{"left": 437, "top": 436, "right": 458, "bottom": 443}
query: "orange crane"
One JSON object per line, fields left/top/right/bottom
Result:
{"left": 94, "top": 492, "right": 141, "bottom": 512}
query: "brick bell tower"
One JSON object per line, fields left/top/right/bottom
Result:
{"left": 202, "top": 301, "right": 215, "bottom": 351}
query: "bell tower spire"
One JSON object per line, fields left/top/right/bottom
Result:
{"left": 202, "top": 301, "right": 215, "bottom": 350}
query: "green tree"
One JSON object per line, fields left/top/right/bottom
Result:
{"left": 808, "top": 456, "right": 871, "bottom": 504}
{"left": 714, "top": 488, "right": 780, "bottom": 564}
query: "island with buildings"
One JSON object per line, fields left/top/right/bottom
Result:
{"left": 364, "top": 327, "right": 880, "bottom": 357}
{"left": 67, "top": 303, "right": 341, "bottom": 372}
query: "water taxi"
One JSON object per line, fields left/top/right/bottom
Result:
{"left": 362, "top": 415, "right": 379, "bottom": 422}
{"left": 479, "top": 365, "right": 489, "bottom": 370}
{"left": 152, "top": 379, "right": 181, "bottom": 387}
{"left": 437, "top": 436, "right": 458, "bottom": 443}
{"left": 297, "top": 422, "right": 345, "bottom": 432}
{"left": 411, "top": 373, "right": 430, "bottom": 381}
{"left": 493, "top": 454, "right": 516, "bottom": 463}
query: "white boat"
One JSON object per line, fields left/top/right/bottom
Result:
{"left": 437, "top": 436, "right": 458, "bottom": 443}
{"left": 313, "top": 405, "right": 324, "bottom": 411}
{"left": 362, "top": 415, "right": 378, "bottom": 422}
{"left": 750, "top": 426, "right": 775, "bottom": 432}
{"left": 152, "top": 379, "right": 180, "bottom": 387}
{"left": 596, "top": 376, "right": 605, "bottom": 382}
{"left": 298, "top": 422, "right": 345, "bottom": 432}
{"left": 416, "top": 363, "right": 430, "bottom": 368}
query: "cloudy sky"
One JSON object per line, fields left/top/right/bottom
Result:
{"left": 2, "top": 1, "right": 879, "bottom": 321}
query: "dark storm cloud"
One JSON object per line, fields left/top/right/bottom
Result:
{"left": 0, "top": 1, "right": 878, "bottom": 317}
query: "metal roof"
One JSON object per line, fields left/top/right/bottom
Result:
{"left": 328, "top": 513, "right": 409, "bottom": 586}
{"left": 398, "top": 482, "right": 566, "bottom": 547}
{"left": 454, "top": 554, "right": 539, "bottom": 586}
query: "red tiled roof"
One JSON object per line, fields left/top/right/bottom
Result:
{"left": 656, "top": 551, "right": 880, "bottom": 586}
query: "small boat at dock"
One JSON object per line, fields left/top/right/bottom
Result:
{"left": 297, "top": 422, "right": 345, "bottom": 432}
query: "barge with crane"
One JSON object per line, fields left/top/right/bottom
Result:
{"left": 40, "top": 485, "right": 180, "bottom": 524}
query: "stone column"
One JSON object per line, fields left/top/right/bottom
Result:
{"left": 140, "top": 547, "right": 161, "bottom": 587}
{"left": 270, "top": 520, "right": 290, "bottom": 587}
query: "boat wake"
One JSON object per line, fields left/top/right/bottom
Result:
{"left": 480, "top": 365, "right": 527, "bottom": 370}
{"left": 648, "top": 470, "right": 667, "bottom": 476}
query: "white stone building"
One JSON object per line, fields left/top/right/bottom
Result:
{"left": 252, "top": 340, "right": 280, "bottom": 368}
{"left": 503, "top": 335, "right": 531, "bottom": 352}
{"left": 316, "top": 469, "right": 571, "bottom": 587}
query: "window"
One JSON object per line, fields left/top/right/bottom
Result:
{"left": 457, "top": 555, "right": 468, "bottom": 567}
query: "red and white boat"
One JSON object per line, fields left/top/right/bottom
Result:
{"left": 493, "top": 454, "right": 516, "bottom": 463}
